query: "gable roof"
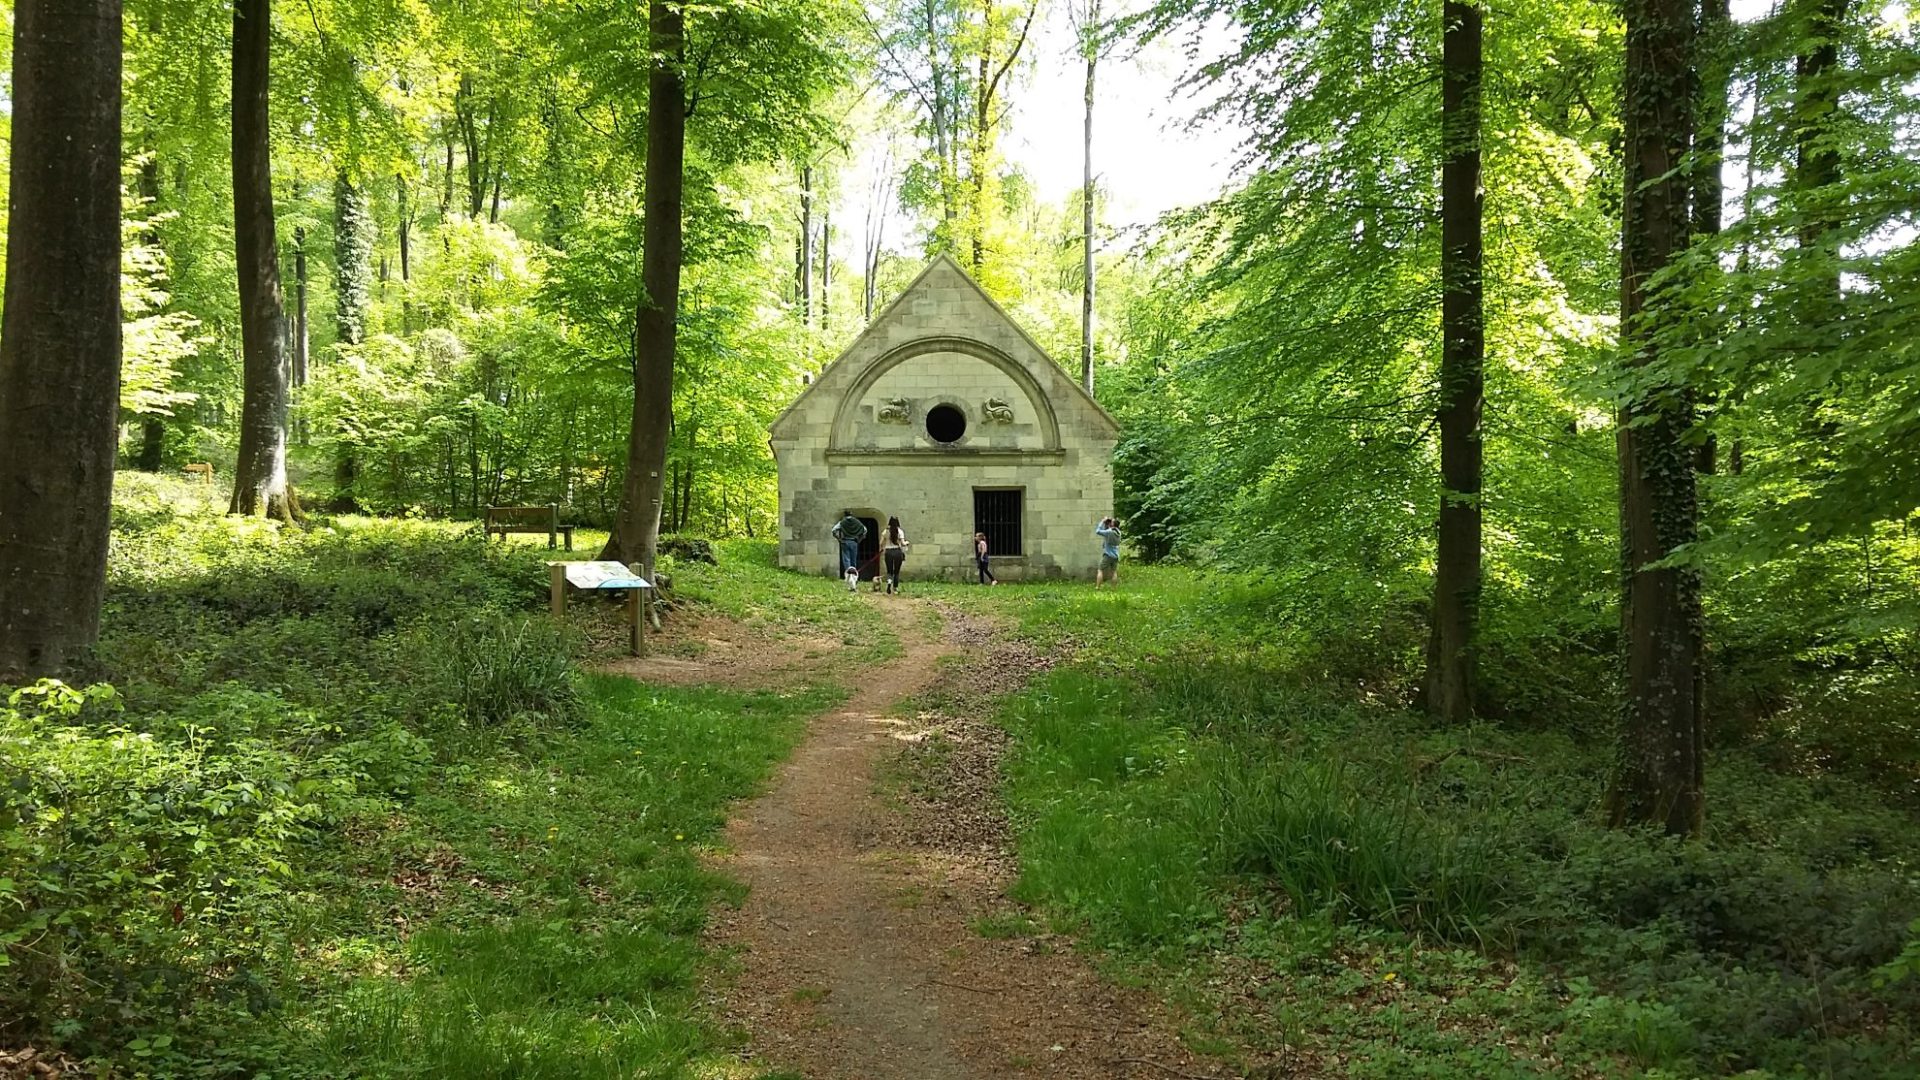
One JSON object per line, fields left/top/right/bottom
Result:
{"left": 768, "top": 253, "right": 1120, "bottom": 440}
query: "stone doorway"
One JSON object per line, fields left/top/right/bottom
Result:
{"left": 856, "top": 516, "right": 881, "bottom": 581}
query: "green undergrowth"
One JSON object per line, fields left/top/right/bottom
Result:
{"left": 1, "top": 475, "right": 831, "bottom": 1076}
{"left": 987, "top": 566, "right": 1920, "bottom": 1078}
{"left": 299, "top": 675, "right": 829, "bottom": 1077}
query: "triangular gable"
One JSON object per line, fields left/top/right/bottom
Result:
{"left": 769, "top": 254, "right": 1119, "bottom": 440}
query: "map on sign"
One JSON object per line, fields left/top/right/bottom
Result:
{"left": 560, "top": 561, "right": 653, "bottom": 591}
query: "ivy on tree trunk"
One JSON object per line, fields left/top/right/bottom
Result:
{"left": 336, "top": 171, "right": 373, "bottom": 347}
{"left": 1608, "top": 0, "right": 1704, "bottom": 836}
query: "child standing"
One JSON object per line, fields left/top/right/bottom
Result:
{"left": 974, "top": 532, "right": 997, "bottom": 585}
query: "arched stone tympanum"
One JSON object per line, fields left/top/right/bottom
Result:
{"left": 769, "top": 256, "right": 1120, "bottom": 581}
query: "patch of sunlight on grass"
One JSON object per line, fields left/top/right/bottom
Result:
{"left": 300, "top": 676, "right": 831, "bottom": 1075}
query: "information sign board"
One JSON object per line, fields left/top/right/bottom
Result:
{"left": 561, "top": 561, "right": 653, "bottom": 591}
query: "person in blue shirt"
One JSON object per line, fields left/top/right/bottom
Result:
{"left": 1095, "top": 517, "right": 1121, "bottom": 588}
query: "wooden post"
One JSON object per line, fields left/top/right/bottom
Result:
{"left": 547, "top": 502, "right": 559, "bottom": 549}
{"left": 628, "top": 585, "right": 646, "bottom": 657}
{"left": 549, "top": 561, "right": 566, "bottom": 618}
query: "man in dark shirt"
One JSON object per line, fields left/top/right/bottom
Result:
{"left": 831, "top": 512, "right": 867, "bottom": 592}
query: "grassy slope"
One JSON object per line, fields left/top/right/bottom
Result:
{"left": 1, "top": 477, "right": 869, "bottom": 1078}
{"left": 968, "top": 565, "right": 1920, "bottom": 1078}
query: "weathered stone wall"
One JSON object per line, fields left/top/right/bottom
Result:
{"left": 770, "top": 257, "right": 1120, "bottom": 581}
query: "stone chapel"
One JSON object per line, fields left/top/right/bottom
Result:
{"left": 769, "top": 255, "right": 1121, "bottom": 581}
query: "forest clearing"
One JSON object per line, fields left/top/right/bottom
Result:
{"left": 3, "top": 0, "right": 1919, "bottom": 1075}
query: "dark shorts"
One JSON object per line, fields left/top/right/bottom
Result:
{"left": 1101, "top": 553, "right": 1120, "bottom": 573}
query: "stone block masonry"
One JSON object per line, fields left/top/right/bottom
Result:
{"left": 770, "top": 256, "right": 1121, "bottom": 582}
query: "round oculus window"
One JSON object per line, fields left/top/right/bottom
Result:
{"left": 925, "top": 403, "right": 967, "bottom": 444}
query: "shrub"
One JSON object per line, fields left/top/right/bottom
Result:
{"left": 415, "top": 614, "right": 582, "bottom": 731}
{"left": 1196, "top": 751, "right": 1504, "bottom": 940}
{"left": 0, "top": 680, "right": 357, "bottom": 1055}
{"left": 657, "top": 534, "right": 718, "bottom": 565}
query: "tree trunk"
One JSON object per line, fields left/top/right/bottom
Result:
{"left": 1421, "top": 0, "right": 1484, "bottom": 723}
{"left": 442, "top": 126, "right": 456, "bottom": 215}
{"left": 923, "top": 0, "right": 955, "bottom": 231}
{"left": 137, "top": 149, "right": 168, "bottom": 470}
{"left": 397, "top": 173, "right": 413, "bottom": 282}
{"left": 468, "top": 406, "right": 481, "bottom": 516}
{"left": 293, "top": 225, "right": 310, "bottom": 447}
{"left": 0, "top": 0, "right": 123, "bottom": 681}
{"left": 456, "top": 76, "right": 492, "bottom": 219}
{"left": 679, "top": 417, "right": 698, "bottom": 531}
{"left": 560, "top": 401, "right": 577, "bottom": 505}
{"left": 1607, "top": 0, "right": 1703, "bottom": 836}
{"left": 1691, "top": 0, "right": 1729, "bottom": 475}
{"left": 335, "top": 172, "right": 371, "bottom": 346}
{"left": 228, "top": 0, "right": 297, "bottom": 520}
{"left": 821, "top": 211, "right": 832, "bottom": 334}
{"left": 1795, "top": 0, "right": 1848, "bottom": 310}
{"left": 972, "top": 27, "right": 991, "bottom": 274}
{"left": 864, "top": 196, "right": 880, "bottom": 322}
{"left": 602, "top": 0, "right": 685, "bottom": 591}
{"left": 1079, "top": 0, "right": 1099, "bottom": 396}
{"left": 138, "top": 418, "right": 166, "bottom": 470}
{"left": 293, "top": 227, "right": 310, "bottom": 384}
{"left": 799, "top": 164, "right": 814, "bottom": 328}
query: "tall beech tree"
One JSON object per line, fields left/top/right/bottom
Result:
{"left": 229, "top": 0, "right": 298, "bottom": 519}
{"left": 1794, "top": 0, "right": 1849, "bottom": 311}
{"left": 965, "top": 0, "right": 1037, "bottom": 272}
{"left": 1422, "top": 0, "right": 1484, "bottom": 723}
{"left": 593, "top": 0, "right": 850, "bottom": 568}
{"left": 1690, "top": 0, "right": 1729, "bottom": 475}
{"left": 604, "top": 0, "right": 687, "bottom": 577}
{"left": 336, "top": 173, "right": 374, "bottom": 346}
{"left": 1076, "top": 0, "right": 1102, "bottom": 396}
{"left": 1608, "top": 0, "right": 1703, "bottom": 835}
{"left": 0, "top": 0, "right": 124, "bottom": 680}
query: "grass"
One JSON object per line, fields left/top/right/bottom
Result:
{"left": 18, "top": 481, "right": 1919, "bottom": 1076}
{"left": 2, "top": 475, "right": 838, "bottom": 1078}
{"left": 963, "top": 563, "right": 1920, "bottom": 1078}
{"left": 300, "top": 676, "right": 834, "bottom": 1077}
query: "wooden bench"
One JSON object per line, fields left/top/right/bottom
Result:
{"left": 182, "top": 462, "right": 214, "bottom": 484}
{"left": 485, "top": 504, "right": 575, "bottom": 550}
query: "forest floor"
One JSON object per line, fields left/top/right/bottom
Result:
{"left": 687, "top": 596, "right": 1234, "bottom": 1079}
{"left": 8, "top": 485, "right": 1917, "bottom": 1078}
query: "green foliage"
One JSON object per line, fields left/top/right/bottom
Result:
{"left": 990, "top": 567, "right": 1920, "bottom": 1075}
{"left": 414, "top": 614, "right": 581, "bottom": 733}
{"left": 1878, "top": 919, "right": 1920, "bottom": 987}
{"left": 300, "top": 676, "right": 829, "bottom": 1076}
{"left": 0, "top": 676, "right": 378, "bottom": 1056}
{"left": 121, "top": 174, "right": 205, "bottom": 421}
{"left": 0, "top": 476, "right": 822, "bottom": 1073}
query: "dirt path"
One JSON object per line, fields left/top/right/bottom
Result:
{"left": 700, "top": 598, "right": 1234, "bottom": 1080}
